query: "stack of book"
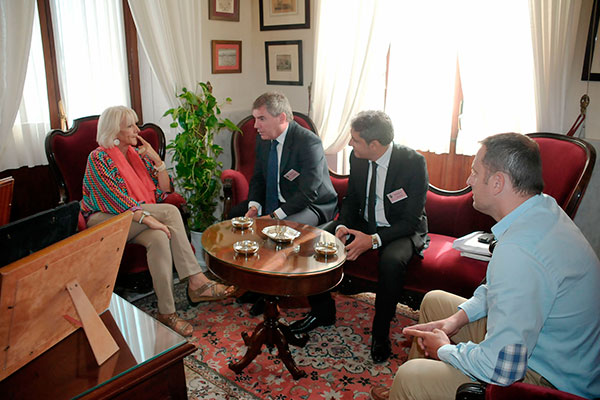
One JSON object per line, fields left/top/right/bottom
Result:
{"left": 452, "top": 231, "right": 493, "bottom": 261}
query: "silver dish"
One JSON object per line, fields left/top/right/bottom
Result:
{"left": 233, "top": 240, "right": 259, "bottom": 255}
{"left": 262, "top": 225, "right": 301, "bottom": 243}
{"left": 314, "top": 241, "right": 338, "bottom": 256}
{"left": 231, "top": 217, "right": 254, "bottom": 229}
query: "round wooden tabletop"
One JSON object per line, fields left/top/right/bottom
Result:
{"left": 202, "top": 218, "right": 346, "bottom": 297}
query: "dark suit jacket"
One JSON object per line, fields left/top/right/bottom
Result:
{"left": 336, "top": 144, "right": 429, "bottom": 250}
{"left": 248, "top": 121, "right": 338, "bottom": 224}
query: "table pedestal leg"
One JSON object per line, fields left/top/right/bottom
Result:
{"left": 229, "top": 296, "right": 308, "bottom": 380}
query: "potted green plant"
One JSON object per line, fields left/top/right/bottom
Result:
{"left": 164, "top": 82, "right": 240, "bottom": 264}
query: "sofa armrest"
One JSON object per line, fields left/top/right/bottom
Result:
{"left": 221, "top": 169, "right": 249, "bottom": 209}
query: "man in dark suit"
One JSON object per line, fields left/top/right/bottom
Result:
{"left": 230, "top": 92, "right": 338, "bottom": 314}
{"left": 229, "top": 91, "right": 337, "bottom": 225}
{"left": 289, "top": 110, "right": 429, "bottom": 364}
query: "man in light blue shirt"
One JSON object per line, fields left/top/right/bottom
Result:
{"left": 371, "top": 133, "right": 600, "bottom": 400}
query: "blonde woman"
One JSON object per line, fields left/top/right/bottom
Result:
{"left": 81, "top": 106, "right": 234, "bottom": 336}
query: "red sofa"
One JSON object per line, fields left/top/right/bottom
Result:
{"left": 334, "top": 132, "right": 596, "bottom": 303}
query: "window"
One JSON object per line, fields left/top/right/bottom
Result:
{"left": 313, "top": 1, "right": 537, "bottom": 189}
{"left": 2, "top": 0, "right": 141, "bottom": 171}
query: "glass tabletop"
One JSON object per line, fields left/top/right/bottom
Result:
{"left": 74, "top": 293, "right": 187, "bottom": 398}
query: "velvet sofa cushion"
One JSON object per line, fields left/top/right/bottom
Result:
{"left": 404, "top": 233, "right": 487, "bottom": 298}
{"left": 341, "top": 234, "right": 487, "bottom": 299}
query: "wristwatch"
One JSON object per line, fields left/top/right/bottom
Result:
{"left": 371, "top": 234, "right": 379, "bottom": 249}
{"left": 138, "top": 210, "right": 151, "bottom": 224}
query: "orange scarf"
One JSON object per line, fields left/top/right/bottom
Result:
{"left": 105, "top": 146, "right": 156, "bottom": 204}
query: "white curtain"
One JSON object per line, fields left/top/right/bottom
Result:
{"left": 457, "top": 0, "right": 537, "bottom": 155}
{"left": 311, "top": 0, "right": 388, "bottom": 159}
{"left": 50, "top": 0, "right": 130, "bottom": 125}
{"left": 0, "top": 0, "right": 36, "bottom": 171}
{"left": 529, "top": 0, "right": 583, "bottom": 134}
{"left": 127, "top": 0, "right": 203, "bottom": 107}
{"left": 10, "top": 0, "right": 51, "bottom": 169}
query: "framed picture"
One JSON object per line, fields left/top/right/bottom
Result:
{"left": 211, "top": 40, "right": 242, "bottom": 74}
{"left": 209, "top": 0, "right": 240, "bottom": 22}
{"left": 259, "top": 0, "right": 310, "bottom": 31}
{"left": 582, "top": 0, "right": 600, "bottom": 81}
{"left": 265, "top": 40, "right": 303, "bottom": 86}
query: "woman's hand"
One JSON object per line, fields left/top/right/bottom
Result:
{"left": 136, "top": 135, "right": 161, "bottom": 164}
{"left": 143, "top": 215, "right": 171, "bottom": 238}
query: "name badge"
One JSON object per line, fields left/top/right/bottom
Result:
{"left": 284, "top": 169, "right": 300, "bottom": 181}
{"left": 387, "top": 188, "right": 408, "bottom": 203}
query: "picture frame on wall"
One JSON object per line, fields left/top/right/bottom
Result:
{"left": 211, "top": 40, "right": 242, "bottom": 74}
{"left": 209, "top": 0, "right": 240, "bottom": 22}
{"left": 582, "top": 0, "right": 600, "bottom": 81}
{"left": 259, "top": 0, "right": 310, "bottom": 31}
{"left": 265, "top": 40, "right": 303, "bottom": 86}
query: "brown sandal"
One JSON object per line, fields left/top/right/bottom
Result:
{"left": 157, "top": 313, "right": 193, "bottom": 337}
{"left": 187, "top": 281, "right": 236, "bottom": 306}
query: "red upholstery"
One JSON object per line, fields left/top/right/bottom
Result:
{"left": 45, "top": 115, "right": 179, "bottom": 278}
{"left": 222, "top": 111, "right": 318, "bottom": 218}
{"left": 337, "top": 132, "right": 596, "bottom": 300}
{"left": 485, "top": 382, "right": 587, "bottom": 400}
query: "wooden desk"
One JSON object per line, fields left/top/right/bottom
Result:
{"left": 0, "top": 294, "right": 196, "bottom": 399}
{"left": 202, "top": 218, "right": 346, "bottom": 379}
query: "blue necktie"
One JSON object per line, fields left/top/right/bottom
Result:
{"left": 265, "top": 140, "right": 279, "bottom": 214}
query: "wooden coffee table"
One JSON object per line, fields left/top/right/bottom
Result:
{"left": 202, "top": 218, "right": 346, "bottom": 379}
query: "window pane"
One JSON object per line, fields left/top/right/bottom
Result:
{"left": 51, "top": 0, "right": 130, "bottom": 124}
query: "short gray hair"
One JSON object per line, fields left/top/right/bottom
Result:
{"left": 97, "top": 106, "right": 138, "bottom": 148}
{"left": 480, "top": 133, "right": 544, "bottom": 196}
{"left": 252, "top": 92, "right": 293, "bottom": 122}
{"left": 350, "top": 110, "right": 394, "bottom": 145}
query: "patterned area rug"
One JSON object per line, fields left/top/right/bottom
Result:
{"left": 133, "top": 284, "right": 419, "bottom": 400}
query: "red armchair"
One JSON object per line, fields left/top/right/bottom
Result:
{"left": 335, "top": 132, "right": 596, "bottom": 304}
{"left": 456, "top": 381, "right": 589, "bottom": 400}
{"left": 221, "top": 112, "right": 318, "bottom": 219}
{"left": 45, "top": 116, "right": 186, "bottom": 289}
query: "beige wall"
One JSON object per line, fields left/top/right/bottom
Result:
{"left": 140, "top": 0, "right": 315, "bottom": 169}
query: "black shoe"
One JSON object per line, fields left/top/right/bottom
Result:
{"left": 289, "top": 313, "right": 335, "bottom": 334}
{"left": 249, "top": 296, "right": 266, "bottom": 316}
{"left": 236, "top": 290, "right": 261, "bottom": 304}
{"left": 371, "top": 337, "right": 391, "bottom": 363}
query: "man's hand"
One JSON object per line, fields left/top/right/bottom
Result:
{"left": 403, "top": 309, "right": 468, "bottom": 339}
{"left": 245, "top": 206, "right": 258, "bottom": 218}
{"left": 402, "top": 328, "right": 450, "bottom": 359}
{"left": 344, "top": 228, "right": 372, "bottom": 260}
{"left": 335, "top": 226, "right": 350, "bottom": 245}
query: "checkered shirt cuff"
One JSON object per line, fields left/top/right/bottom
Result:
{"left": 491, "top": 344, "right": 527, "bottom": 385}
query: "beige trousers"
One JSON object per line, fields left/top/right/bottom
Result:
{"left": 390, "top": 290, "right": 553, "bottom": 400}
{"left": 87, "top": 203, "right": 202, "bottom": 314}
